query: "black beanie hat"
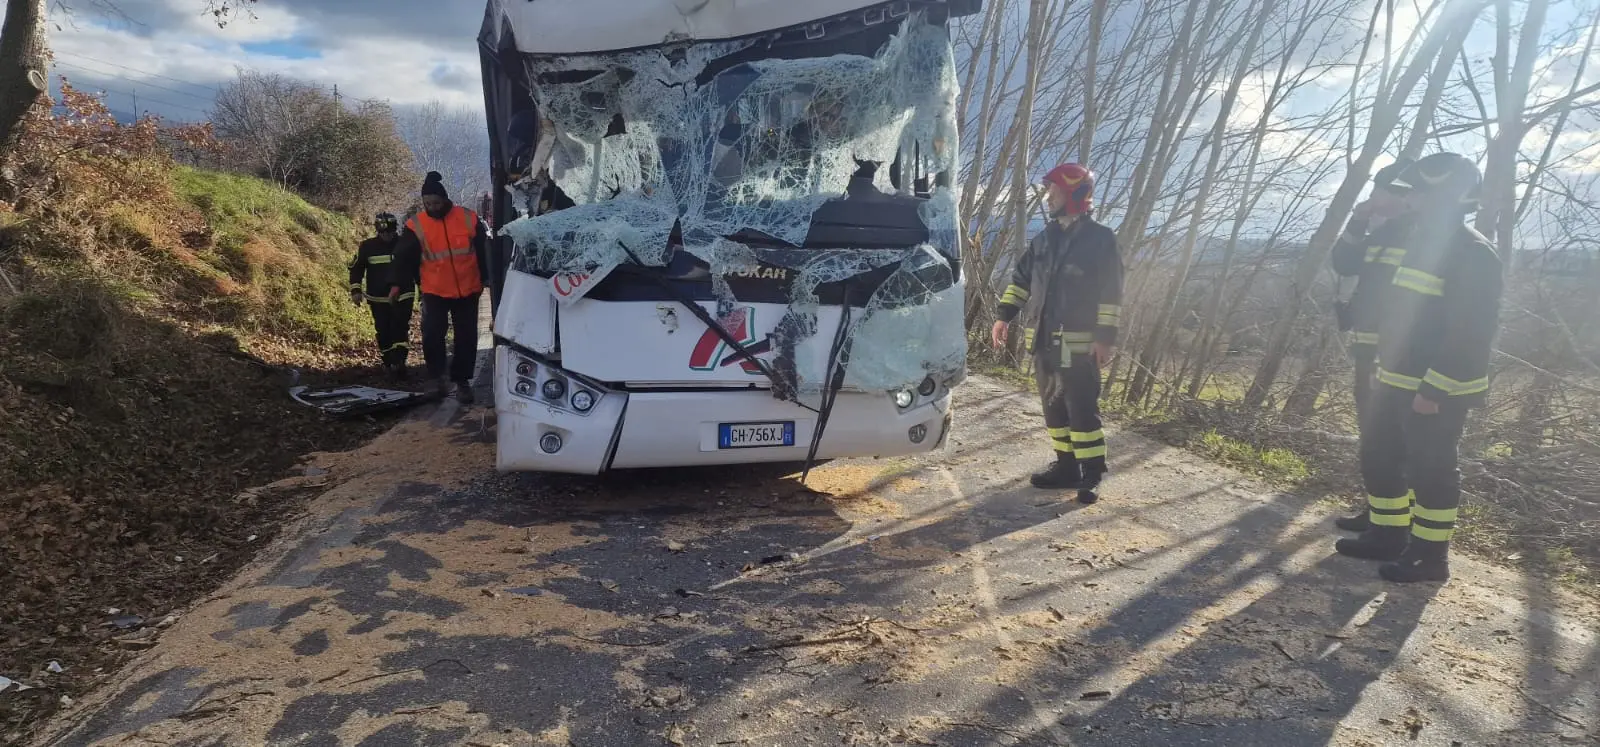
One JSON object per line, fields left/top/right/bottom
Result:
{"left": 421, "top": 171, "right": 449, "bottom": 200}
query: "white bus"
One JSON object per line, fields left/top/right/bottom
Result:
{"left": 477, "top": 0, "right": 977, "bottom": 474}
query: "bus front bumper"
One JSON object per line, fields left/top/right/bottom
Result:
{"left": 493, "top": 346, "right": 953, "bottom": 474}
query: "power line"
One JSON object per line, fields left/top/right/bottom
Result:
{"left": 52, "top": 60, "right": 218, "bottom": 105}
{"left": 56, "top": 52, "right": 223, "bottom": 94}
{"left": 49, "top": 73, "right": 212, "bottom": 119}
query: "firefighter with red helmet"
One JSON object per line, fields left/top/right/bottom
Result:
{"left": 991, "top": 163, "right": 1124, "bottom": 504}
{"left": 1333, "top": 152, "right": 1502, "bottom": 583}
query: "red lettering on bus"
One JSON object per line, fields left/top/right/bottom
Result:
{"left": 553, "top": 272, "right": 590, "bottom": 297}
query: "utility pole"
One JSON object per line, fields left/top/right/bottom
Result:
{"left": 130, "top": 87, "right": 137, "bottom": 122}
{"left": 333, "top": 84, "right": 340, "bottom": 124}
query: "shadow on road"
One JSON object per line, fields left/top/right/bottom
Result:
{"left": 44, "top": 386, "right": 1595, "bottom": 747}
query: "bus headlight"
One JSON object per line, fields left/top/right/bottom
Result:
{"left": 917, "top": 377, "right": 937, "bottom": 397}
{"left": 571, "top": 390, "right": 595, "bottom": 412}
{"left": 893, "top": 389, "right": 915, "bottom": 409}
{"left": 514, "top": 379, "right": 535, "bottom": 397}
{"left": 542, "top": 378, "right": 567, "bottom": 401}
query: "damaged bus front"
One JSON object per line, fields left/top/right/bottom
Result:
{"left": 479, "top": 0, "right": 977, "bottom": 474}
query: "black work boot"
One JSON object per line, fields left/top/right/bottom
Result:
{"left": 1335, "top": 511, "right": 1371, "bottom": 532}
{"left": 1030, "top": 456, "right": 1081, "bottom": 490}
{"left": 1379, "top": 539, "right": 1450, "bottom": 584}
{"left": 1335, "top": 526, "right": 1409, "bottom": 562}
{"left": 454, "top": 381, "right": 475, "bottom": 405}
{"left": 1076, "top": 467, "right": 1105, "bottom": 505}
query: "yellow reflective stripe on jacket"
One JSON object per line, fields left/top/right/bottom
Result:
{"left": 1058, "top": 331, "right": 1095, "bottom": 343}
{"left": 365, "top": 291, "right": 417, "bottom": 303}
{"left": 1376, "top": 367, "right": 1422, "bottom": 391}
{"left": 1423, "top": 369, "right": 1488, "bottom": 396}
{"left": 1023, "top": 327, "right": 1036, "bottom": 351}
{"left": 1349, "top": 331, "right": 1379, "bottom": 346}
{"left": 1393, "top": 267, "right": 1445, "bottom": 296}
{"left": 1096, "top": 303, "right": 1122, "bottom": 327}
{"left": 367, "top": 254, "right": 394, "bottom": 265}
{"left": 1000, "top": 284, "right": 1030, "bottom": 306}
{"left": 1365, "top": 246, "right": 1406, "bottom": 266}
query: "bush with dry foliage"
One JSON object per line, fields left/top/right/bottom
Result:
{"left": 211, "top": 69, "right": 416, "bottom": 216}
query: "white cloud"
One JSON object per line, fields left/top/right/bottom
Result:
{"left": 32, "top": 0, "right": 484, "bottom": 121}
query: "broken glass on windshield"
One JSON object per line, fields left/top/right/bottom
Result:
{"left": 500, "top": 11, "right": 966, "bottom": 398}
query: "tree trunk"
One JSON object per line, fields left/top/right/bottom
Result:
{"left": 0, "top": 0, "right": 50, "bottom": 175}
{"left": 1400, "top": 23, "right": 1471, "bottom": 159}
{"left": 1128, "top": 0, "right": 1274, "bottom": 405}
{"left": 1078, "top": 0, "right": 1108, "bottom": 163}
{"left": 1475, "top": 0, "right": 1550, "bottom": 262}
{"left": 1283, "top": 322, "right": 1335, "bottom": 420}
{"left": 1009, "top": 0, "right": 1049, "bottom": 265}
{"left": 1114, "top": 0, "right": 1204, "bottom": 252}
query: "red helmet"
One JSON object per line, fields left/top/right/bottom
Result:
{"left": 1043, "top": 163, "right": 1095, "bottom": 215}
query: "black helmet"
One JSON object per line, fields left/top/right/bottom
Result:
{"left": 1393, "top": 152, "right": 1481, "bottom": 213}
{"left": 374, "top": 212, "right": 398, "bottom": 232}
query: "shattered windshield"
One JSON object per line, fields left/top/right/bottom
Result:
{"left": 501, "top": 11, "right": 966, "bottom": 397}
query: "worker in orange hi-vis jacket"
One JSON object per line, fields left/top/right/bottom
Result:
{"left": 394, "top": 171, "right": 490, "bottom": 405}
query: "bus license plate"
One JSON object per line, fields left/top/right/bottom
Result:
{"left": 718, "top": 422, "right": 795, "bottom": 449}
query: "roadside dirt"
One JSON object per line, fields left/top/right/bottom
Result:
{"left": 0, "top": 350, "right": 395, "bottom": 744}
{"left": 22, "top": 376, "right": 1600, "bottom": 747}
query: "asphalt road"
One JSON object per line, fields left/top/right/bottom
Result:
{"left": 33, "top": 373, "right": 1600, "bottom": 747}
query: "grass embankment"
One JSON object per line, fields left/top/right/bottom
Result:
{"left": 1, "top": 163, "right": 386, "bottom": 739}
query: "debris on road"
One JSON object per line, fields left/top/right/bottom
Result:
{"left": 665, "top": 540, "right": 687, "bottom": 553}
{"left": 0, "top": 676, "right": 35, "bottom": 694}
{"left": 45, "top": 662, "right": 63, "bottom": 674}
{"left": 105, "top": 615, "right": 144, "bottom": 631}
{"left": 290, "top": 385, "right": 435, "bottom": 419}
{"left": 506, "top": 587, "right": 544, "bottom": 598}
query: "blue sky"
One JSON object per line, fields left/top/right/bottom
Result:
{"left": 5, "top": 0, "right": 489, "bottom": 122}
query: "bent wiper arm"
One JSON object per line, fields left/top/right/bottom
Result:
{"left": 614, "top": 241, "right": 816, "bottom": 413}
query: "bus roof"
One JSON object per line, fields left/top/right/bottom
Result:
{"left": 483, "top": 0, "right": 971, "bottom": 56}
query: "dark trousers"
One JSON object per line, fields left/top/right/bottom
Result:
{"left": 1352, "top": 354, "right": 1376, "bottom": 422}
{"left": 368, "top": 300, "right": 413, "bottom": 367}
{"left": 421, "top": 292, "right": 481, "bottom": 384}
{"left": 1359, "top": 385, "right": 1469, "bottom": 544}
{"left": 1035, "top": 353, "right": 1107, "bottom": 474}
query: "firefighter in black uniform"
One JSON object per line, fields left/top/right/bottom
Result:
{"left": 1329, "top": 157, "right": 1415, "bottom": 533}
{"left": 348, "top": 213, "right": 416, "bottom": 380}
{"left": 991, "top": 163, "right": 1124, "bottom": 505}
{"left": 1334, "top": 153, "right": 1502, "bottom": 583}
